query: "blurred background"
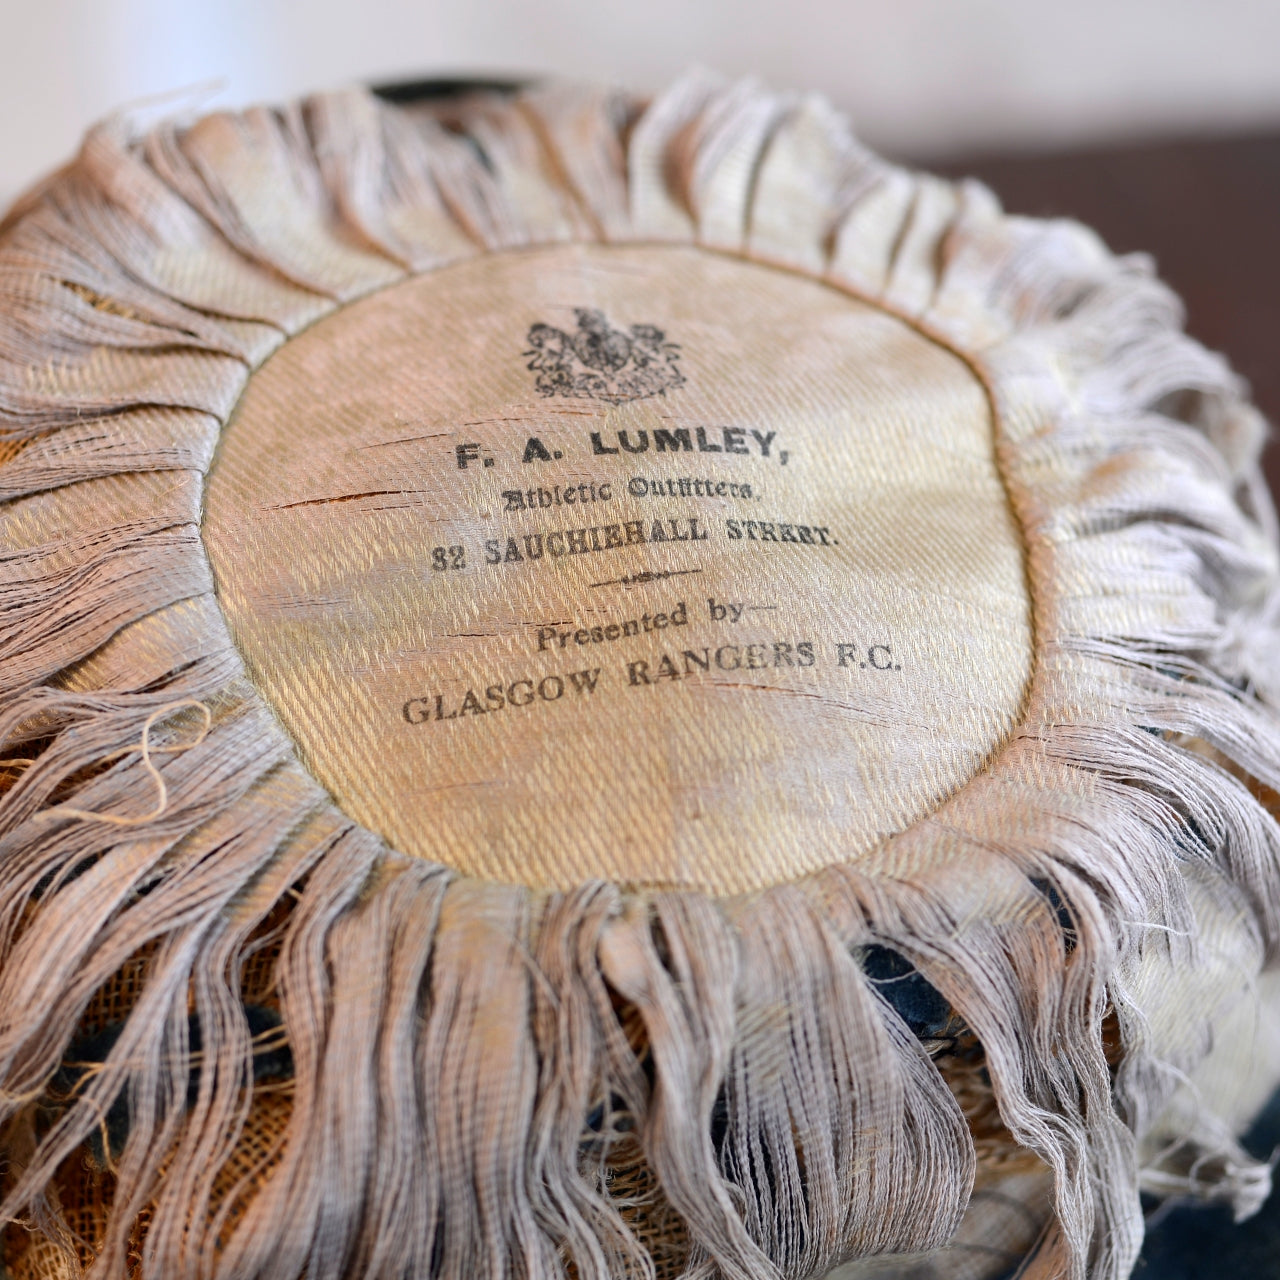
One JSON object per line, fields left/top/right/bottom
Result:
{"left": 5, "top": 0, "right": 1280, "bottom": 199}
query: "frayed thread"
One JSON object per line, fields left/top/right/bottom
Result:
{"left": 0, "top": 71, "right": 1278, "bottom": 1280}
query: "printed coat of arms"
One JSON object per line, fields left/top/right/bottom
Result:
{"left": 525, "top": 308, "right": 684, "bottom": 404}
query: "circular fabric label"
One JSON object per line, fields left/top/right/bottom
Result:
{"left": 202, "top": 244, "right": 1032, "bottom": 893}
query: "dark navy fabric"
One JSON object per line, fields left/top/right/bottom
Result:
{"left": 1136, "top": 1087, "right": 1280, "bottom": 1278}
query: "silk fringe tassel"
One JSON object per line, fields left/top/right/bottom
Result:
{"left": 0, "top": 72, "right": 1279, "bottom": 1280}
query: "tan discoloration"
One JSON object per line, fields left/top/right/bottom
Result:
{"left": 202, "top": 244, "right": 1032, "bottom": 891}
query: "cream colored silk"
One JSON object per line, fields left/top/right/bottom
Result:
{"left": 3, "top": 74, "right": 1280, "bottom": 1280}
{"left": 202, "top": 244, "right": 1031, "bottom": 891}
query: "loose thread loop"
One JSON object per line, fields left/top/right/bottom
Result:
{"left": 43, "top": 699, "right": 213, "bottom": 827}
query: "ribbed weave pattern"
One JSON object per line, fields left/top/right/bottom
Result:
{"left": 0, "top": 73, "right": 1278, "bottom": 1279}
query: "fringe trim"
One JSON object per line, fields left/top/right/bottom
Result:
{"left": 0, "top": 73, "right": 1278, "bottom": 1279}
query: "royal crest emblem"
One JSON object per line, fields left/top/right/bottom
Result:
{"left": 525, "top": 308, "right": 684, "bottom": 404}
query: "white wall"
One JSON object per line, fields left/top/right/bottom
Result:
{"left": 4, "top": 0, "right": 1280, "bottom": 206}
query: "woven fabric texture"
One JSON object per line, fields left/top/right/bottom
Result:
{"left": 0, "top": 72, "right": 1279, "bottom": 1280}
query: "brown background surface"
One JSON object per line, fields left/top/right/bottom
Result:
{"left": 933, "top": 133, "right": 1280, "bottom": 498}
